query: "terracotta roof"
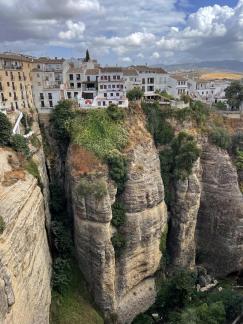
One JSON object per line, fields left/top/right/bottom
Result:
{"left": 100, "top": 67, "right": 123, "bottom": 73}
{"left": 34, "top": 57, "right": 64, "bottom": 64}
{"left": 67, "top": 67, "right": 84, "bottom": 74}
{"left": 122, "top": 68, "right": 138, "bottom": 76}
{"left": 171, "top": 74, "right": 188, "bottom": 82}
{"left": 132, "top": 65, "right": 167, "bottom": 74}
{"left": 0, "top": 52, "right": 34, "bottom": 62}
{"left": 85, "top": 68, "right": 100, "bottom": 75}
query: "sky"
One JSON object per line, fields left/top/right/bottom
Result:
{"left": 0, "top": 0, "right": 242, "bottom": 65}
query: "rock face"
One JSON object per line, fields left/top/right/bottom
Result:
{"left": 168, "top": 159, "right": 202, "bottom": 269}
{"left": 196, "top": 144, "right": 243, "bottom": 276}
{"left": 0, "top": 149, "right": 51, "bottom": 324}
{"left": 67, "top": 135, "right": 167, "bottom": 323}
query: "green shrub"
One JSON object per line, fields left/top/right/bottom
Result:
{"left": 235, "top": 150, "right": 243, "bottom": 170}
{"left": 0, "top": 112, "right": 12, "bottom": 146}
{"left": 132, "top": 314, "right": 154, "bottom": 324}
{"left": 107, "top": 104, "right": 125, "bottom": 121}
{"left": 52, "top": 257, "right": 71, "bottom": 295}
{"left": 69, "top": 109, "right": 128, "bottom": 160}
{"left": 177, "top": 301, "right": 226, "bottom": 324}
{"left": 159, "top": 148, "right": 174, "bottom": 205}
{"left": 30, "top": 134, "right": 41, "bottom": 149}
{"left": 112, "top": 201, "right": 126, "bottom": 227}
{"left": 11, "top": 134, "right": 30, "bottom": 158}
{"left": 25, "top": 159, "right": 42, "bottom": 188}
{"left": 51, "top": 100, "right": 74, "bottom": 144}
{"left": 0, "top": 216, "right": 5, "bottom": 234}
{"left": 107, "top": 151, "right": 128, "bottom": 193}
{"left": 111, "top": 233, "right": 126, "bottom": 256}
{"left": 232, "top": 132, "right": 243, "bottom": 153}
{"left": 52, "top": 221, "right": 73, "bottom": 258}
{"left": 209, "top": 127, "right": 231, "bottom": 150}
{"left": 127, "top": 87, "right": 144, "bottom": 101}
{"left": 205, "top": 289, "right": 243, "bottom": 321}
{"left": 154, "top": 270, "right": 196, "bottom": 320}
{"left": 213, "top": 101, "right": 227, "bottom": 111}
{"left": 171, "top": 132, "right": 201, "bottom": 180}
{"left": 76, "top": 178, "right": 107, "bottom": 200}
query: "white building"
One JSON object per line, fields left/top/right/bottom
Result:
{"left": 97, "top": 67, "right": 128, "bottom": 108}
{"left": 31, "top": 57, "right": 64, "bottom": 112}
{"left": 195, "top": 79, "right": 231, "bottom": 104}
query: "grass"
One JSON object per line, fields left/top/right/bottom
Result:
{"left": 69, "top": 109, "right": 128, "bottom": 160}
{"left": 24, "top": 159, "right": 43, "bottom": 189}
{"left": 50, "top": 260, "right": 104, "bottom": 324}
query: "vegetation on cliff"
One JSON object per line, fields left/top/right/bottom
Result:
{"left": 133, "top": 270, "right": 243, "bottom": 324}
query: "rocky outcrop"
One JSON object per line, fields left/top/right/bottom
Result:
{"left": 0, "top": 148, "right": 51, "bottom": 324}
{"left": 196, "top": 144, "right": 243, "bottom": 276}
{"left": 67, "top": 134, "right": 167, "bottom": 323}
{"left": 168, "top": 159, "right": 202, "bottom": 269}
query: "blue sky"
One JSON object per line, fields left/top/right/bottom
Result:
{"left": 0, "top": 0, "right": 243, "bottom": 65}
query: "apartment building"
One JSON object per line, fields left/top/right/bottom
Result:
{"left": 195, "top": 79, "right": 231, "bottom": 104}
{"left": 0, "top": 53, "right": 34, "bottom": 113}
{"left": 97, "top": 67, "right": 128, "bottom": 108}
{"left": 123, "top": 68, "right": 141, "bottom": 91}
{"left": 31, "top": 57, "right": 64, "bottom": 112}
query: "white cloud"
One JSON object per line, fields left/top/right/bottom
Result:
{"left": 59, "top": 20, "right": 85, "bottom": 40}
{"left": 152, "top": 51, "right": 160, "bottom": 59}
{"left": 122, "top": 56, "right": 132, "bottom": 63}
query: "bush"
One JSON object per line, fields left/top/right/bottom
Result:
{"left": 30, "top": 134, "right": 41, "bottom": 149}
{"left": 132, "top": 314, "right": 154, "bottom": 324}
{"left": 154, "top": 270, "right": 196, "bottom": 320}
{"left": 232, "top": 132, "right": 243, "bottom": 153}
{"left": 112, "top": 201, "right": 126, "bottom": 227}
{"left": 235, "top": 150, "right": 243, "bottom": 170}
{"left": 51, "top": 100, "right": 74, "bottom": 144}
{"left": 111, "top": 233, "right": 126, "bottom": 256}
{"left": 0, "top": 112, "right": 12, "bottom": 146}
{"left": 209, "top": 127, "right": 231, "bottom": 150}
{"left": 52, "top": 257, "right": 71, "bottom": 295}
{"left": 127, "top": 87, "right": 144, "bottom": 101}
{"left": 0, "top": 216, "right": 5, "bottom": 234}
{"left": 76, "top": 178, "right": 107, "bottom": 200}
{"left": 107, "top": 104, "right": 125, "bottom": 121}
{"left": 52, "top": 221, "right": 73, "bottom": 257}
{"left": 213, "top": 101, "right": 227, "bottom": 111}
{"left": 178, "top": 302, "right": 226, "bottom": 324}
{"left": 206, "top": 289, "right": 243, "bottom": 321}
{"left": 69, "top": 109, "right": 128, "bottom": 160}
{"left": 11, "top": 134, "right": 30, "bottom": 158}
{"left": 24, "top": 159, "right": 42, "bottom": 189}
{"left": 107, "top": 151, "right": 128, "bottom": 193}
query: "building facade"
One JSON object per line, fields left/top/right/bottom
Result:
{"left": 0, "top": 53, "right": 34, "bottom": 114}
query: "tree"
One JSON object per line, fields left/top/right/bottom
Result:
{"left": 85, "top": 49, "right": 90, "bottom": 62}
{"left": 11, "top": 134, "right": 30, "bottom": 158}
{"left": 0, "top": 112, "right": 12, "bottom": 146}
{"left": 127, "top": 87, "right": 144, "bottom": 101}
{"left": 209, "top": 127, "right": 231, "bottom": 150}
{"left": 225, "top": 81, "right": 243, "bottom": 110}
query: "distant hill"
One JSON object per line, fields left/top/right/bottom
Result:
{"left": 156, "top": 60, "right": 243, "bottom": 73}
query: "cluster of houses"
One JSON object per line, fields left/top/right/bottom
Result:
{"left": 0, "top": 51, "right": 239, "bottom": 114}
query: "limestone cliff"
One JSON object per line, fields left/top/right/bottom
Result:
{"left": 196, "top": 144, "right": 243, "bottom": 276}
{"left": 66, "top": 123, "right": 167, "bottom": 323}
{"left": 0, "top": 148, "right": 52, "bottom": 324}
{"left": 168, "top": 159, "right": 202, "bottom": 269}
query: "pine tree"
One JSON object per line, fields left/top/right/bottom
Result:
{"left": 85, "top": 49, "right": 90, "bottom": 62}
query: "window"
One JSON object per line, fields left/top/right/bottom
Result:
{"left": 9, "top": 92, "right": 12, "bottom": 97}
{"left": 49, "top": 101, "right": 53, "bottom": 107}
{"left": 76, "top": 74, "right": 80, "bottom": 81}
{"left": 103, "top": 101, "right": 106, "bottom": 106}
{"left": 104, "top": 93, "right": 107, "bottom": 97}
{"left": 108, "top": 85, "right": 111, "bottom": 89}
{"left": 104, "top": 85, "right": 107, "bottom": 89}
{"left": 101, "top": 76, "right": 104, "bottom": 80}
{"left": 41, "top": 101, "right": 45, "bottom": 107}
{"left": 109, "top": 101, "right": 112, "bottom": 104}
{"left": 5, "top": 71, "right": 8, "bottom": 76}
{"left": 98, "top": 101, "right": 101, "bottom": 106}
{"left": 119, "top": 101, "right": 123, "bottom": 105}
{"left": 70, "top": 83, "right": 74, "bottom": 88}
{"left": 87, "top": 76, "right": 90, "bottom": 82}
{"left": 40, "top": 93, "right": 44, "bottom": 100}
{"left": 100, "top": 85, "right": 103, "bottom": 89}
{"left": 110, "top": 93, "right": 113, "bottom": 97}
{"left": 77, "top": 83, "right": 81, "bottom": 88}
{"left": 48, "top": 93, "right": 52, "bottom": 99}
{"left": 142, "top": 78, "right": 145, "bottom": 84}
{"left": 0, "top": 82, "right": 2, "bottom": 91}
{"left": 117, "top": 75, "right": 120, "bottom": 80}
{"left": 113, "top": 75, "right": 116, "bottom": 80}
{"left": 112, "top": 85, "right": 115, "bottom": 89}
{"left": 67, "top": 92, "right": 72, "bottom": 99}
{"left": 116, "top": 93, "right": 119, "bottom": 97}
{"left": 74, "top": 92, "right": 78, "bottom": 98}
{"left": 12, "top": 82, "right": 15, "bottom": 90}
{"left": 69, "top": 74, "right": 73, "bottom": 81}
{"left": 7, "top": 82, "right": 10, "bottom": 87}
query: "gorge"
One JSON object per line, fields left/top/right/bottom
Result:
{"left": 0, "top": 101, "right": 243, "bottom": 324}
